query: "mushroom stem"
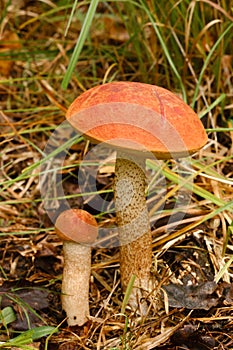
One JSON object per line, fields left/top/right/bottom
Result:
{"left": 114, "top": 152, "right": 152, "bottom": 311}
{"left": 55, "top": 209, "right": 97, "bottom": 326}
{"left": 62, "top": 241, "right": 91, "bottom": 326}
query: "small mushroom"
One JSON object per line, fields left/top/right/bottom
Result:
{"left": 55, "top": 209, "right": 98, "bottom": 326}
{"left": 65, "top": 82, "right": 207, "bottom": 311}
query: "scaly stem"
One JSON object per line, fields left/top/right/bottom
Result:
{"left": 114, "top": 152, "right": 152, "bottom": 312}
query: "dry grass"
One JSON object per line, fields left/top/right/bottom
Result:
{"left": 0, "top": 0, "right": 233, "bottom": 349}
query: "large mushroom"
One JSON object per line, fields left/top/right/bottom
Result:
{"left": 55, "top": 208, "right": 98, "bottom": 326}
{"left": 65, "top": 82, "right": 207, "bottom": 310}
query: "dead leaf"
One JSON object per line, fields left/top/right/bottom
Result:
{"left": 163, "top": 281, "right": 219, "bottom": 310}
{"left": 0, "top": 31, "right": 21, "bottom": 77}
{"left": 1, "top": 285, "right": 49, "bottom": 330}
{"left": 92, "top": 16, "right": 129, "bottom": 43}
{"left": 171, "top": 324, "right": 216, "bottom": 350}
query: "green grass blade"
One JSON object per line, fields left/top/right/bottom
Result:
{"left": 0, "top": 306, "right": 16, "bottom": 326}
{"left": 199, "top": 93, "right": 226, "bottom": 119}
{"left": 147, "top": 160, "right": 232, "bottom": 210}
{"left": 1, "top": 133, "right": 82, "bottom": 190}
{"left": 61, "top": 0, "right": 99, "bottom": 90}
{"left": 191, "top": 22, "right": 233, "bottom": 108}
{"left": 120, "top": 274, "right": 136, "bottom": 314}
{"left": 215, "top": 256, "right": 233, "bottom": 283}
{"left": 64, "top": 0, "right": 79, "bottom": 37}
{"left": 139, "top": 0, "right": 187, "bottom": 101}
{"left": 0, "top": 326, "right": 57, "bottom": 349}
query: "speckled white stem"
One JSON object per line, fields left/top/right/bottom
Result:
{"left": 62, "top": 241, "right": 91, "bottom": 326}
{"left": 114, "top": 152, "right": 152, "bottom": 312}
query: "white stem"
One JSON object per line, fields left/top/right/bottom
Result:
{"left": 62, "top": 241, "right": 91, "bottom": 326}
{"left": 114, "top": 153, "right": 152, "bottom": 312}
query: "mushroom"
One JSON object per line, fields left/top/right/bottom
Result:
{"left": 65, "top": 82, "right": 207, "bottom": 311}
{"left": 55, "top": 208, "right": 98, "bottom": 326}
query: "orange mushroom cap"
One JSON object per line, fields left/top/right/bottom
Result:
{"left": 66, "top": 82, "right": 207, "bottom": 159}
{"left": 55, "top": 209, "right": 98, "bottom": 244}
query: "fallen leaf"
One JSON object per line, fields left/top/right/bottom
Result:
{"left": 163, "top": 281, "right": 218, "bottom": 310}
{"left": 0, "top": 31, "right": 21, "bottom": 77}
{"left": 1, "top": 285, "right": 49, "bottom": 330}
{"left": 172, "top": 324, "right": 216, "bottom": 350}
{"left": 92, "top": 15, "right": 129, "bottom": 43}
